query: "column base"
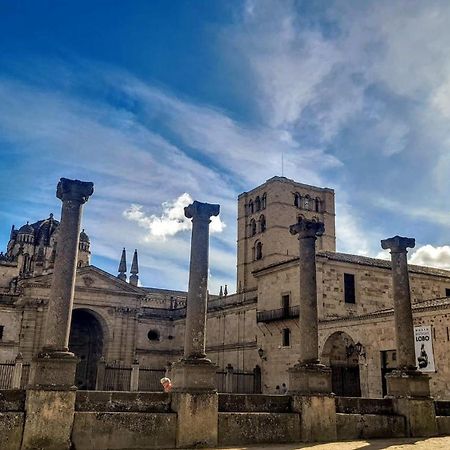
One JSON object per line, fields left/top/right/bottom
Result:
{"left": 291, "top": 394, "right": 337, "bottom": 442}
{"left": 28, "top": 351, "right": 78, "bottom": 390}
{"left": 386, "top": 369, "right": 431, "bottom": 398}
{"left": 288, "top": 362, "right": 332, "bottom": 394}
{"left": 171, "top": 357, "right": 217, "bottom": 393}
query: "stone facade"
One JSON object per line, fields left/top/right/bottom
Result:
{"left": 1, "top": 176, "right": 450, "bottom": 400}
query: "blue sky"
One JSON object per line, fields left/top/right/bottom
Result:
{"left": 1, "top": 0, "right": 450, "bottom": 292}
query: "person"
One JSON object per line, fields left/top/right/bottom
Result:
{"left": 275, "top": 385, "right": 281, "bottom": 394}
{"left": 280, "top": 383, "right": 287, "bottom": 394}
{"left": 160, "top": 377, "right": 172, "bottom": 393}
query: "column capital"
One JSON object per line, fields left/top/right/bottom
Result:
{"left": 289, "top": 219, "right": 324, "bottom": 239}
{"left": 185, "top": 201, "right": 220, "bottom": 222}
{"left": 381, "top": 235, "right": 415, "bottom": 253}
{"left": 56, "top": 178, "right": 94, "bottom": 204}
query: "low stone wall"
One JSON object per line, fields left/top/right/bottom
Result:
{"left": 218, "top": 412, "right": 301, "bottom": 445}
{"left": 436, "top": 401, "right": 450, "bottom": 435}
{"left": 0, "top": 390, "right": 25, "bottom": 450}
{"left": 219, "top": 393, "right": 291, "bottom": 412}
{"left": 336, "top": 397, "right": 396, "bottom": 415}
{"left": 337, "top": 413, "right": 405, "bottom": 439}
{"left": 72, "top": 391, "right": 176, "bottom": 450}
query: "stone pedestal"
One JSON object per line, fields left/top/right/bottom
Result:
{"left": 386, "top": 370, "right": 431, "bottom": 398}
{"left": 171, "top": 358, "right": 217, "bottom": 393}
{"left": 171, "top": 391, "right": 218, "bottom": 448}
{"left": 288, "top": 363, "right": 332, "bottom": 395}
{"left": 291, "top": 394, "right": 337, "bottom": 442}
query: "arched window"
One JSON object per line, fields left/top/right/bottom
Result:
{"left": 304, "top": 195, "right": 311, "bottom": 210}
{"left": 255, "top": 196, "right": 261, "bottom": 212}
{"left": 250, "top": 219, "right": 257, "bottom": 236}
{"left": 315, "top": 197, "right": 321, "bottom": 212}
{"left": 261, "top": 193, "right": 267, "bottom": 209}
{"left": 294, "top": 193, "right": 301, "bottom": 208}
{"left": 248, "top": 200, "right": 254, "bottom": 215}
{"left": 255, "top": 241, "right": 263, "bottom": 260}
{"left": 259, "top": 215, "right": 266, "bottom": 233}
{"left": 22, "top": 254, "right": 29, "bottom": 273}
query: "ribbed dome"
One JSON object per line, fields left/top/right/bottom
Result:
{"left": 18, "top": 222, "right": 34, "bottom": 235}
{"left": 79, "top": 229, "right": 90, "bottom": 243}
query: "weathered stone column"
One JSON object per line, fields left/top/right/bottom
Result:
{"left": 288, "top": 218, "right": 336, "bottom": 442}
{"left": 381, "top": 235, "right": 436, "bottom": 437}
{"left": 22, "top": 178, "right": 94, "bottom": 450}
{"left": 171, "top": 200, "right": 220, "bottom": 449}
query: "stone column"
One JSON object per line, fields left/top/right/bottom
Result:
{"left": 288, "top": 219, "right": 336, "bottom": 442}
{"left": 381, "top": 235, "right": 436, "bottom": 437}
{"left": 22, "top": 178, "right": 94, "bottom": 450}
{"left": 171, "top": 200, "right": 220, "bottom": 449}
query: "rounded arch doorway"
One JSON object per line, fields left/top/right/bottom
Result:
{"left": 322, "top": 331, "right": 361, "bottom": 397}
{"left": 69, "top": 309, "right": 104, "bottom": 390}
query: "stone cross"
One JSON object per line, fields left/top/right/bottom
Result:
{"left": 290, "top": 219, "right": 324, "bottom": 364}
{"left": 183, "top": 201, "right": 220, "bottom": 359}
{"left": 381, "top": 235, "right": 416, "bottom": 370}
{"left": 43, "top": 178, "right": 94, "bottom": 353}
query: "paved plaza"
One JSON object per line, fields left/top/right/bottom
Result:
{"left": 188, "top": 436, "right": 450, "bottom": 450}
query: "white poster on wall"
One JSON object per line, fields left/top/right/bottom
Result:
{"left": 414, "top": 326, "right": 436, "bottom": 372}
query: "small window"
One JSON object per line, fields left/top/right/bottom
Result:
{"left": 282, "top": 294, "right": 290, "bottom": 312}
{"left": 446, "top": 288, "right": 450, "bottom": 298}
{"left": 304, "top": 195, "right": 310, "bottom": 210}
{"left": 248, "top": 200, "right": 254, "bottom": 214}
{"left": 255, "top": 242, "right": 263, "bottom": 260}
{"left": 147, "top": 330, "right": 160, "bottom": 341}
{"left": 259, "top": 215, "right": 266, "bottom": 233}
{"left": 344, "top": 273, "right": 356, "bottom": 304}
{"left": 294, "top": 193, "right": 301, "bottom": 207}
{"left": 315, "top": 197, "right": 321, "bottom": 212}
{"left": 250, "top": 219, "right": 257, "bottom": 236}
{"left": 282, "top": 328, "right": 290, "bottom": 347}
{"left": 261, "top": 194, "right": 267, "bottom": 209}
{"left": 0, "top": 325, "right": 3, "bottom": 340}
{"left": 255, "top": 196, "right": 261, "bottom": 212}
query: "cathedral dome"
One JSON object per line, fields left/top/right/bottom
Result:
{"left": 33, "top": 214, "right": 59, "bottom": 245}
{"left": 18, "top": 222, "right": 34, "bottom": 235}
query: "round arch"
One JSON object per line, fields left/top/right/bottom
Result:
{"left": 69, "top": 308, "right": 108, "bottom": 390}
{"left": 321, "top": 331, "right": 361, "bottom": 397}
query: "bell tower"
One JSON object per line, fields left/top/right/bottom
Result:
{"left": 236, "top": 176, "right": 335, "bottom": 293}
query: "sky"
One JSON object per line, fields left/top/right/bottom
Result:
{"left": 1, "top": 0, "right": 450, "bottom": 293}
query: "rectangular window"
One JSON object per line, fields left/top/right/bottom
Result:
{"left": 282, "top": 328, "right": 290, "bottom": 347}
{"left": 446, "top": 288, "right": 450, "bottom": 297}
{"left": 281, "top": 294, "right": 290, "bottom": 314}
{"left": 344, "top": 273, "right": 356, "bottom": 304}
{"left": 0, "top": 325, "right": 3, "bottom": 340}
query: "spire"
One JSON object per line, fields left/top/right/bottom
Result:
{"left": 224, "top": 284, "right": 228, "bottom": 296}
{"left": 118, "top": 248, "right": 127, "bottom": 281}
{"left": 129, "top": 249, "right": 139, "bottom": 286}
{"left": 10, "top": 225, "right": 15, "bottom": 240}
{"left": 219, "top": 286, "right": 223, "bottom": 297}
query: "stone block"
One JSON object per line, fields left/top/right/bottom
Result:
{"left": 386, "top": 370, "right": 431, "bottom": 398}
{"left": 291, "top": 394, "right": 337, "bottom": 442}
{"left": 335, "top": 397, "right": 395, "bottom": 415}
{"left": 393, "top": 397, "right": 438, "bottom": 437}
{"left": 437, "top": 416, "right": 450, "bottom": 435}
{"left": 218, "top": 393, "right": 291, "bottom": 412}
{"left": 288, "top": 363, "right": 332, "bottom": 394}
{"left": 336, "top": 413, "right": 360, "bottom": 440}
{"left": 0, "top": 389, "right": 25, "bottom": 412}
{"left": 218, "top": 412, "right": 300, "bottom": 445}
{"left": 21, "top": 389, "right": 76, "bottom": 450}
{"left": 0, "top": 412, "right": 24, "bottom": 450}
{"left": 72, "top": 411, "right": 177, "bottom": 449}
{"left": 171, "top": 391, "right": 218, "bottom": 448}
{"left": 171, "top": 358, "right": 217, "bottom": 392}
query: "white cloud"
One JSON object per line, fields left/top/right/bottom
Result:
{"left": 410, "top": 245, "right": 450, "bottom": 270}
{"left": 123, "top": 193, "right": 225, "bottom": 240}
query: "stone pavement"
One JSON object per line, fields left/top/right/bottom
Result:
{"left": 176, "top": 436, "right": 450, "bottom": 450}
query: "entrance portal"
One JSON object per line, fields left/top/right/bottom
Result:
{"left": 69, "top": 309, "right": 104, "bottom": 390}
{"left": 322, "top": 331, "right": 361, "bottom": 397}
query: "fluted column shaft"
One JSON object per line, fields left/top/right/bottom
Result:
{"left": 43, "top": 178, "right": 94, "bottom": 352}
{"left": 184, "top": 201, "right": 220, "bottom": 359}
{"left": 381, "top": 236, "right": 416, "bottom": 370}
{"left": 290, "top": 219, "right": 324, "bottom": 364}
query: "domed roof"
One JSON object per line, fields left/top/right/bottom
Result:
{"left": 18, "top": 222, "right": 34, "bottom": 235}
{"left": 79, "top": 229, "right": 90, "bottom": 243}
{"left": 32, "top": 214, "right": 59, "bottom": 245}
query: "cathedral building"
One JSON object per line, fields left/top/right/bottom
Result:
{"left": 1, "top": 176, "right": 450, "bottom": 398}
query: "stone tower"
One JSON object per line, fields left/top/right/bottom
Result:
{"left": 236, "top": 176, "right": 336, "bottom": 292}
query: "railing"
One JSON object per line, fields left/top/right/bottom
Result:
{"left": 0, "top": 361, "right": 14, "bottom": 389}
{"left": 103, "top": 363, "right": 132, "bottom": 391}
{"left": 138, "top": 366, "right": 165, "bottom": 391}
{"left": 256, "top": 306, "right": 299, "bottom": 323}
{"left": 218, "top": 364, "right": 261, "bottom": 394}
{"left": 0, "top": 355, "right": 28, "bottom": 389}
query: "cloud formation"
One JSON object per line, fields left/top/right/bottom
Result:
{"left": 123, "top": 193, "right": 225, "bottom": 240}
{"left": 410, "top": 245, "right": 450, "bottom": 270}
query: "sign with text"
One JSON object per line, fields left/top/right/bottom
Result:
{"left": 414, "top": 326, "right": 436, "bottom": 372}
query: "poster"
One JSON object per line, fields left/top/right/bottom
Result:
{"left": 414, "top": 326, "right": 436, "bottom": 372}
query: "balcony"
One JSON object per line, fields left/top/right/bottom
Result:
{"left": 256, "top": 306, "right": 299, "bottom": 323}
